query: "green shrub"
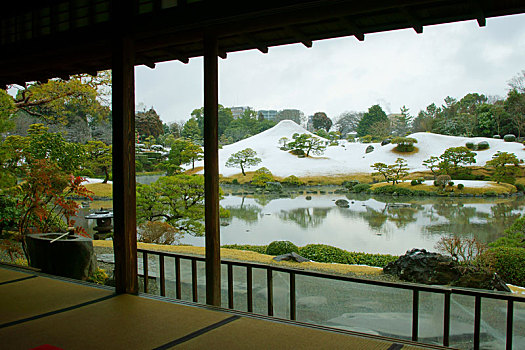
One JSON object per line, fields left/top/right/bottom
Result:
{"left": 485, "top": 191, "right": 497, "bottom": 197}
{"left": 347, "top": 252, "right": 399, "bottom": 268}
{"left": 299, "top": 244, "right": 355, "bottom": 264}
{"left": 448, "top": 181, "right": 454, "bottom": 186}
{"left": 360, "top": 135, "right": 373, "bottom": 143}
{"left": 231, "top": 178, "right": 239, "bottom": 185}
{"left": 351, "top": 183, "right": 371, "bottom": 193}
{"left": 87, "top": 268, "right": 108, "bottom": 285}
{"left": 410, "top": 179, "right": 418, "bottom": 186}
{"left": 290, "top": 149, "right": 305, "bottom": 156}
{"left": 342, "top": 180, "right": 360, "bottom": 190}
{"left": 490, "top": 216, "right": 525, "bottom": 248}
{"left": 266, "top": 241, "right": 299, "bottom": 256}
{"left": 504, "top": 134, "right": 516, "bottom": 142}
{"left": 222, "top": 244, "right": 268, "bottom": 254}
{"left": 282, "top": 175, "right": 303, "bottom": 186}
{"left": 372, "top": 185, "right": 426, "bottom": 196}
{"left": 392, "top": 137, "right": 417, "bottom": 152}
{"left": 251, "top": 167, "right": 274, "bottom": 187}
{"left": 457, "top": 183, "right": 464, "bottom": 190}
{"left": 515, "top": 183, "right": 525, "bottom": 192}
{"left": 477, "top": 141, "right": 489, "bottom": 150}
{"left": 493, "top": 135, "right": 501, "bottom": 139}
{"left": 465, "top": 142, "right": 476, "bottom": 150}
{"left": 483, "top": 247, "right": 525, "bottom": 286}
{"left": 417, "top": 178, "right": 424, "bottom": 184}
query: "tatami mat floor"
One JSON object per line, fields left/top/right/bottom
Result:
{"left": 0, "top": 265, "right": 450, "bottom": 349}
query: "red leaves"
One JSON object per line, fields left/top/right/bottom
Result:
{"left": 18, "top": 158, "right": 93, "bottom": 235}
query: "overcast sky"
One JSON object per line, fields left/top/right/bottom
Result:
{"left": 135, "top": 13, "right": 525, "bottom": 124}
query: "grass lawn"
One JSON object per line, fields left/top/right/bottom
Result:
{"left": 93, "top": 240, "right": 383, "bottom": 277}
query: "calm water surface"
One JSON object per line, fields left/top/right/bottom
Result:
{"left": 76, "top": 191, "right": 525, "bottom": 255}
{"left": 181, "top": 193, "right": 525, "bottom": 255}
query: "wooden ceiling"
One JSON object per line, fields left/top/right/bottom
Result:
{"left": 1, "top": 0, "right": 525, "bottom": 87}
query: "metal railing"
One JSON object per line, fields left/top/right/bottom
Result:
{"left": 137, "top": 248, "right": 524, "bottom": 350}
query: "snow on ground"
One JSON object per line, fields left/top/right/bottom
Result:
{"left": 84, "top": 178, "right": 112, "bottom": 185}
{"left": 192, "top": 120, "right": 525, "bottom": 177}
{"left": 422, "top": 180, "right": 498, "bottom": 188}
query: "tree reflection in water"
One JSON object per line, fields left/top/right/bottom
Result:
{"left": 278, "top": 207, "right": 330, "bottom": 228}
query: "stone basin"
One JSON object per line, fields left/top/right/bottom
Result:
{"left": 25, "top": 233, "right": 97, "bottom": 280}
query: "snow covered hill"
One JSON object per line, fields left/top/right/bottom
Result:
{"left": 193, "top": 120, "right": 525, "bottom": 177}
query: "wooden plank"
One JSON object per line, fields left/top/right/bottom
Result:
{"left": 112, "top": 27, "right": 138, "bottom": 294}
{"left": 203, "top": 33, "right": 221, "bottom": 307}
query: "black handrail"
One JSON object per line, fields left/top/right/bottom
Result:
{"left": 137, "top": 248, "right": 524, "bottom": 349}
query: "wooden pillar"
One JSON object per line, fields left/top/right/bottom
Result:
{"left": 112, "top": 34, "right": 138, "bottom": 295}
{"left": 203, "top": 34, "right": 221, "bottom": 306}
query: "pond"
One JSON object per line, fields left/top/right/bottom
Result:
{"left": 75, "top": 193, "right": 525, "bottom": 255}
{"left": 180, "top": 193, "right": 525, "bottom": 255}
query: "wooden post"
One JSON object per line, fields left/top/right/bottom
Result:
{"left": 112, "top": 33, "right": 138, "bottom": 295}
{"left": 203, "top": 34, "right": 221, "bottom": 306}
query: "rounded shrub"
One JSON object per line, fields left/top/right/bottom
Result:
{"left": 465, "top": 142, "right": 476, "bottom": 150}
{"left": 351, "top": 183, "right": 371, "bottom": 193}
{"left": 477, "top": 141, "right": 489, "bottom": 150}
{"left": 251, "top": 167, "right": 274, "bottom": 187}
{"left": 448, "top": 181, "right": 454, "bottom": 186}
{"left": 457, "top": 183, "right": 464, "bottom": 190}
{"left": 282, "top": 175, "right": 303, "bottom": 186}
{"left": 515, "top": 183, "right": 525, "bottom": 192}
{"left": 504, "top": 134, "right": 516, "bottom": 142}
{"left": 493, "top": 135, "right": 501, "bottom": 139}
{"left": 410, "top": 179, "right": 418, "bottom": 186}
{"left": 298, "top": 244, "right": 355, "bottom": 264}
{"left": 290, "top": 149, "right": 305, "bottom": 156}
{"left": 417, "top": 178, "right": 424, "bottom": 184}
{"left": 266, "top": 241, "right": 299, "bottom": 256}
{"left": 483, "top": 247, "right": 525, "bottom": 286}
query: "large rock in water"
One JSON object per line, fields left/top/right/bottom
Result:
{"left": 383, "top": 248, "right": 510, "bottom": 292}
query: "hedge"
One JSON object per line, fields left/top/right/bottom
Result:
{"left": 223, "top": 243, "right": 399, "bottom": 267}
{"left": 483, "top": 247, "right": 525, "bottom": 286}
{"left": 299, "top": 244, "right": 356, "bottom": 264}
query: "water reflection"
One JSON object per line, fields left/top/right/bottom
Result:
{"left": 210, "top": 193, "right": 525, "bottom": 254}
{"left": 75, "top": 192, "right": 525, "bottom": 255}
{"left": 278, "top": 208, "right": 330, "bottom": 228}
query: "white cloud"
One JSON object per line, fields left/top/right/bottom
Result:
{"left": 135, "top": 13, "right": 525, "bottom": 123}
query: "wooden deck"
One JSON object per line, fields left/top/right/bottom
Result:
{"left": 0, "top": 265, "right": 451, "bottom": 349}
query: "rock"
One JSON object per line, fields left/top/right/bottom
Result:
{"left": 335, "top": 199, "right": 350, "bottom": 208}
{"left": 384, "top": 249, "right": 458, "bottom": 285}
{"left": 305, "top": 195, "right": 312, "bottom": 200}
{"left": 384, "top": 248, "right": 511, "bottom": 292}
{"left": 365, "top": 145, "right": 374, "bottom": 154}
{"left": 273, "top": 252, "right": 310, "bottom": 262}
{"left": 381, "top": 139, "right": 391, "bottom": 146}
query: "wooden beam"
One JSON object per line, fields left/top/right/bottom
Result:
{"left": 112, "top": 33, "right": 138, "bottom": 295}
{"left": 400, "top": 7, "right": 423, "bottom": 34}
{"left": 339, "top": 17, "right": 365, "bottom": 41}
{"left": 203, "top": 34, "right": 221, "bottom": 307}
{"left": 242, "top": 33, "right": 269, "bottom": 53}
{"left": 285, "top": 26, "right": 312, "bottom": 48}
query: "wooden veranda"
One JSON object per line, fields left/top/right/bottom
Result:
{"left": 1, "top": 1, "right": 525, "bottom": 347}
